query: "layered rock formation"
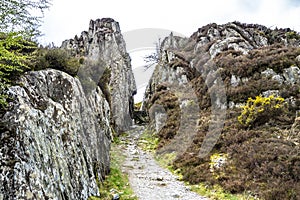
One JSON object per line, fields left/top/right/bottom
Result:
{"left": 1, "top": 69, "right": 111, "bottom": 199}
{"left": 143, "top": 22, "right": 300, "bottom": 199}
{"left": 0, "top": 18, "right": 136, "bottom": 199}
{"left": 62, "top": 18, "right": 136, "bottom": 133}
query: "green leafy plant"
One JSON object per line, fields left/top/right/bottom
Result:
{"left": 238, "top": 95, "right": 286, "bottom": 127}
{"left": 0, "top": 0, "right": 51, "bottom": 109}
{"left": 0, "top": 0, "right": 51, "bottom": 36}
{"left": 0, "top": 32, "right": 37, "bottom": 110}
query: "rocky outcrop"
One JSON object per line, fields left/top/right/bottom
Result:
{"left": 143, "top": 22, "right": 300, "bottom": 199}
{"left": 62, "top": 18, "right": 136, "bottom": 133}
{"left": 144, "top": 22, "right": 300, "bottom": 136}
{"left": 0, "top": 18, "right": 136, "bottom": 199}
{"left": 0, "top": 69, "right": 112, "bottom": 199}
{"left": 144, "top": 22, "right": 300, "bottom": 95}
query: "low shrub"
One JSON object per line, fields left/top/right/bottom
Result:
{"left": 286, "top": 31, "right": 300, "bottom": 40}
{"left": 238, "top": 95, "right": 286, "bottom": 127}
{"left": 34, "top": 48, "right": 81, "bottom": 76}
{"left": 148, "top": 86, "right": 181, "bottom": 146}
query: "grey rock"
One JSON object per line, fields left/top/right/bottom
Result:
{"left": 230, "top": 75, "right": 241, "bottom": 87}
{"left": 296, "top": 55, "right": 300, "bottom": 63}
{"left": 143, "top": 22, "right": 279, "bottom": 110}
{"left": 261, "top": 66, "right": 300, "bottom": 85}
{"left": 62, "top": 18, "right": 136, "bottom": 133}
{"left": 112, "top": 193, "right": 120, "bottom": 200}
{"left": 0, "top": 18, "right": 137, "bottom": 199}
{"left": 262, "top": 90, "right": 280, "bottom": 97}
{"left": 261, "top": 68, "right": 284, "bottom": 84}
{"left": 172, "top": 193, "right": 181, "bottom": 198}
{"left": 0, "top": 69, "right": 112, "bottom": 199}
{"left": 283, "top": 66, "right": 300, "bottom": 84}
{"left": 291, "top": 115, "right": 300, "bottom": 144}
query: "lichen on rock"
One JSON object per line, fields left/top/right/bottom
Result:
{"left": 0, "top": 69, "right": 112, "bottom": 199}
{"left": 0, "top": 18, "right": 136, "bottom": 200}
{"left": 62, "top": 18, "right": 137, "bottom": 134}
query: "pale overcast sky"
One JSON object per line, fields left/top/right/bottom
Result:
{"left": 38, "top": 0, "right": 300, "bottom": 102}
{"left": 40, "top": 0, "right": 300, "bottom": 46}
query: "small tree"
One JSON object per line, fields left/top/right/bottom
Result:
{"left": 0, "top": 0, "right": 51, "bottom": 110}
{"left": 0, "top": 0, "right": 51, "bottom": 36}
{"left": 238, "top": 95, "right": 286, "bottom": 127}
{"left": 0, "top": 32, "right": 37, "bottom": 110}
{"left": 143, "top": 38, "right": 161, "bottom": 70}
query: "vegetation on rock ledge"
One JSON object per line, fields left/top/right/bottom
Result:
{"left": 144, "top": 24, "right": 300, "bottom": 200}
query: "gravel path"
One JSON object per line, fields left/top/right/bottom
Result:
{"left": 120, "top": 125, "right": 208, "bottom": 200}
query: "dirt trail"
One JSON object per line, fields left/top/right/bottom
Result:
{"left": 120, "top": 125, "right": 208, "bottom": 200}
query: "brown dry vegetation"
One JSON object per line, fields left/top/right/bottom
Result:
{"left": 217, "top": 44, "right": 300, "bottom": 103}
{"left": 146, "top": 84, "right": 181, "bottom": 148}
{"left": 148, "top": 44, "right": 300, "bottom": 199}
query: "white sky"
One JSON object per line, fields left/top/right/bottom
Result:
{"left": 40, "top": 0, "right": 300, "bottom": 46}
{"left": 39, "top": 0, "right": 300, "bottom": 102}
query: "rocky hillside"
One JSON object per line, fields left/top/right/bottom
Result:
{"left": 143, "top": 22, "right": 300, "bottom": 199}
{"left": 0, "top": 18, "right": 135, "bottom": 199}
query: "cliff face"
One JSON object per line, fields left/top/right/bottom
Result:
{"left": 0, "top": 18, "right": 136, "bottom": 199}
{"left": 62, "top": 18, "right": 136, "bottom": 133}
{"left": 143, "top": 22, "right": 300, "bottom": 199}
{"left": 0, "top": 69, "right": 111, "bottom": 199}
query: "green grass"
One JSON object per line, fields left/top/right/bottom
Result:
{"left": 188, "top": 184, "right": 259, "bottom": 200}
{"left": 88, "top": 142, "right": 137, "bottom": 200}
{"left": 154, "top": 154, "right": 259, "bottom": 200}
{"left": 137, "top": 129, "right": 159, "bottom": 152}
{"left": 155, "top": 153, "right": 178, "bottom": 171}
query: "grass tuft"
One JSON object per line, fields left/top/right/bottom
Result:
{"left": 89, "top": 142, "right": 137, "bottom": 200}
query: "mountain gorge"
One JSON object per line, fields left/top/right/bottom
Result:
{"left": 0, "top": 18, "right": 300, "bottom": 200}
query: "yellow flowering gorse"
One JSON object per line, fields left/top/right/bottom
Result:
{"left": 238, "top": 95, "right": 285, "bottom": 127}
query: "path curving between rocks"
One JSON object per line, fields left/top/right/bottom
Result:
{"left": 120, "top": 125, "right": 208, "bottom": 200}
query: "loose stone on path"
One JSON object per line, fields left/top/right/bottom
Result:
{"left": 120, "top": 126, "right": 208, "bottom": 200}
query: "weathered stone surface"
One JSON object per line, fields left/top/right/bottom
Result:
{"left": 0, "top": 69, "right": 112, "bottom": 199}
{"left": 142, "top": 22, "right": 300, "bottom": 199}
{"left": 0, "top": 18, "right": 136, "bottom": 200}
{"left": 62, "top": 18, "right": 136, "bottom": 133}
{"left": 283, "top": 66, "right": 300, "bottom": 84}
{"left": 144, "top": 21, "right": 300, "bottom": 114}
{"left": 291, "top": 114, "right": 300, "bottom": 145}
{"left": 261, "top": 66, "right": 300, "bottom": 85}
